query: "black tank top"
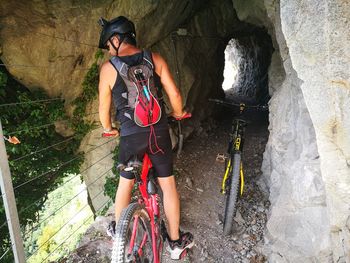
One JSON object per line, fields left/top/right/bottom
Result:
{"left": 111, "top": 51, "right": 168, "bottom": 136}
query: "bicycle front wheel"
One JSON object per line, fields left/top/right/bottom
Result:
{"left": 223, "top": 153, "right": 241, "bottom": 235}
{"left": 111, "top": 203, "right": 153, "bottom": 263}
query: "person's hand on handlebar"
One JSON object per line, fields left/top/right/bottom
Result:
{"left": 102, "top": 128, "right": 119, "bottom": 137}
{"left": 171, "top": 111, "right": 192, "bottom": 121}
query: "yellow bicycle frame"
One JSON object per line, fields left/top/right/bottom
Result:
{"left": 221, "top": 137, "right": 245, "bottom": 195}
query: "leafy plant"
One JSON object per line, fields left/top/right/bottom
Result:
{"left": 0, "top": 70, "right": 81, "bottom": 262}
{"left": 103, "top": 145, "right": 120, "bottom": 200}
{"left": 0, "top": 51, "right": 103, "bottom": 262}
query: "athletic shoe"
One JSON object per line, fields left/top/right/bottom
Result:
{"left": 166, "top": 231, "right": 194, "bottom": 260}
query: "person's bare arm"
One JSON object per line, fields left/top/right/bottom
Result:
{"left": 152, "top": 53, "right": 186, "bottom": 118}
{"left": 98, "top": 61, "right": 119, "bottom": 135}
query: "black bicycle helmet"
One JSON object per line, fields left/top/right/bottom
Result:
{"left": 98, "top": 16, "right": 136, "bottom": 49}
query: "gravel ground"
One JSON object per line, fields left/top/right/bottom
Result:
{"left": 167, "top": 108, "right": 270, "bottom": 263}
{"left": 65, "top": 107, "right": 270, "bottom": 263}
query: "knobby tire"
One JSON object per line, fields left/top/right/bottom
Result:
{"left": 223, "top": 153, "right": 241, "bottom": 235}
{"left": 111, "top": 203, "right": 153, "bottom": 263}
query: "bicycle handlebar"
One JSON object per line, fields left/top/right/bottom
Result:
{"left": 102, "top": 112, "right": 192, "bottom": 138}
{"left": 209, "top": 98, "right": 268, "bottom": 111}
{"left": 102, "top": 129, "right": 119, "bottom": 137}
{"left": 167, "top": 112, "right": 192, "bottom": 157}
{"left": 168, "top": 112, "right": 192, "bottom": 121}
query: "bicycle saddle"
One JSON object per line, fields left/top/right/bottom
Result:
{"left": 117, "top": 159, "right": 142, "bottom": 172}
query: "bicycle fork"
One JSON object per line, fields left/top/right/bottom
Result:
{"left": 221, "top": 158, "right": 245, "bottom": 195}
{"left": 146, "top": 170, "right": 166, "bottom": 263}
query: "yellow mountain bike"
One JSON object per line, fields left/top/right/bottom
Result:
{"left": 210, "top": 99, "right": 267, "bottom": 235}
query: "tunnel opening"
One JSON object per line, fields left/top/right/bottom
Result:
{"left": 212, "top": 27, "right": 274, "bottom": 145}
{"left": 222, "top": 28, "right": 273, "bottom": 105}
{"left": 195, "top": 27, "right": 276, "bottom": 259}
{"left": 180, "top": 27, "right": 276, "bottom": 261}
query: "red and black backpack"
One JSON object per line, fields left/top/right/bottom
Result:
{"left": 110, "top": 50, "right": 162, "bottom": 127}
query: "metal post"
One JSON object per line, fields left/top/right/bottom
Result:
{"left": 0, "top": 120, "right": 26, "bottom": 263}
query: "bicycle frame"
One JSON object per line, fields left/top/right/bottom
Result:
{"left": 130, "top": 154, "right": 163, "bottom": 263}
{"left": 221, "top": 107, "right": 247, "bottom": 196}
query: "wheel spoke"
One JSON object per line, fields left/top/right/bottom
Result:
{"left": 128, "top": 215, "right": 140, "bottom": 254}
{"left": 112, "top": 204, "right": 154, "bottom": 263}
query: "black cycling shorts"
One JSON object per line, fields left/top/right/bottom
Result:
{"left": 118, "top": 129, "right": 173, "bottom": 179}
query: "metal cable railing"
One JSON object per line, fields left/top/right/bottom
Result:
{"left": 23, "top": 167, "right": 113, "bottom": 239}
{"left": 40, "top": 198, "right": 111, "bottom": 263}
{"left": 1, "top": 144, "right": 116, "bottom": 262}
{"left": 1, "top": 21, "right": 98, "bottom": 48}
{"left": 0, "top": 220, "right": 8, "bottom": 232}
{"left": 11, "top": 136, "right": 76, "bottom": 162}
{"left": 0, "top": 98, "right": 64, "bottom": 108}
{"left": 12, "top": 137, "right": 114, "bottom": 191}
{"left": 11, "top": 125, "right": 103, "bottom": 163}
{"left": 0, "top": 248, "right": 11, "bottom": 261}
{"left": 0, "top": 16, "right": 115, "bottom": 261}
{"left": 0, "top": 125, "right": 110, "bottom": 201}
{"left": 1, "top": 112, "right": 118, "bottom": 262}
{"left": 6, "top": 123, "right": 58, "bottom": 136}
{"left": 0, "top": 63, "right": 96, "bottom": 71}
{"left": 26, "top": 188, "right": 106, "bottom": 260}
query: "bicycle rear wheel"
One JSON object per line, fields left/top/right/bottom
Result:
{"left": 111, "top": 203, "right": 153, "bottom": 263}
{"left": 223, "top": 153, "right": 241, "bottom": 235}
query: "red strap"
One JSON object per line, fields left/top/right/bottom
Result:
{"left": 174, "top": 112, "right": 192, "bottom": 121}
{"left": 102, "top": 132, "right": 117, "bottom": 137}
{"left": 148, "top": 126, "right": 164, "bottom": 155}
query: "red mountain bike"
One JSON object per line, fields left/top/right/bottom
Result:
{"left": 110, "top": 113, "right": 191, "bottom": 263}
{"left": 111, "top": 154, "right": 164, "bottom": 263}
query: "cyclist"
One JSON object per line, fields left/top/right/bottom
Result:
{"left": 97, "top": 16, "right": 194, "bottom": 259}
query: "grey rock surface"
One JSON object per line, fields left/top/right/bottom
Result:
{"left": 1, "top": 0, "right": 350, "bottom": 261}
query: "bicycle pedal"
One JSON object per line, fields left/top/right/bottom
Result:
{"left": 216, "top": 153, "right": 226, "bottom": 163}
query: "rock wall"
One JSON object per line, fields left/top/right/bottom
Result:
{"left": 235, "top": 0, "right": 350, "bottom": 261}
{"left": 263, "top": 1, "right": 350, "bottom": 262}
{"left": 1, "top": 0, "right": 349, "bottom": 261}
{"left": 0, "top": 1, "right": 106, "bottom": 107}
{"left": 278, "top": 1, "right": 350, "bottom": 261}
{"left": 0, "top": 0, "right": 243, "bottom": 218}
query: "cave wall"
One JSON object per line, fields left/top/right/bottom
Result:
{"left": 258, "top": 0, "right": 331, "bottom": 261}
{"left": 1, "top": 0, "right": 349, "bottom": 261}
{"left": 0, "top": 0, "right": 243, "bottom": 228}
{"left": 234, "top": 0, "right": 350, "bottom": 261}
{"left": 278, "top": 1, "right": 350, "bottom": 261}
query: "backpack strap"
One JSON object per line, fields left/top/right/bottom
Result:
{"left": 142, "top": 50, "right": 164, "bottom": 103}
{"left": 109, "top": 56, "right": 134, "bottom": 121}
{"left": 109, "top": 56, "right": 129, "bottom": 77}
{"left": 142, "top": 50, "right": 154, "bottom": 69}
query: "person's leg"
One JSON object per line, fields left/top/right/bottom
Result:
{"left": 114, "top": 177, "right": 135, "bottom": 221}
{"left": 149, "top": 129, "right": 193, "bottom": 259}
{"left": 157, "top": 172, "right": 194, "bottom": 260}
{"left": 115, "top": 133, "right": 146, "bottom": 221}
{"left": 157, "top": 176, "right": 180, "bottom": 241}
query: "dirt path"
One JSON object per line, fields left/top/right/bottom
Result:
{"left": 170, "top": 108, "right": 270, "bottom": 263}
{"left": 66, "top": 108, "right": 270, "bottom": 263}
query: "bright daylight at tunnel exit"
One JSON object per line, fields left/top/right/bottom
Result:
{"left": 0, "top": 1, "right": 349, "bottom": 263}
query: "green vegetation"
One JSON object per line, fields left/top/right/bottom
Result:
{"left": 103, "top": 145, "right": 120, "bottom": 200}
{"left": 0, "top": 69, "right": 81, "bottom": 262}
{"left": 25, "top": 175, "right": 93, "bottom": 263}
{"left": 71, "top": 50, "right": 103, "bottom": 136}
{"left": 0, "top": 51, "right": 107, "bottom": 262}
